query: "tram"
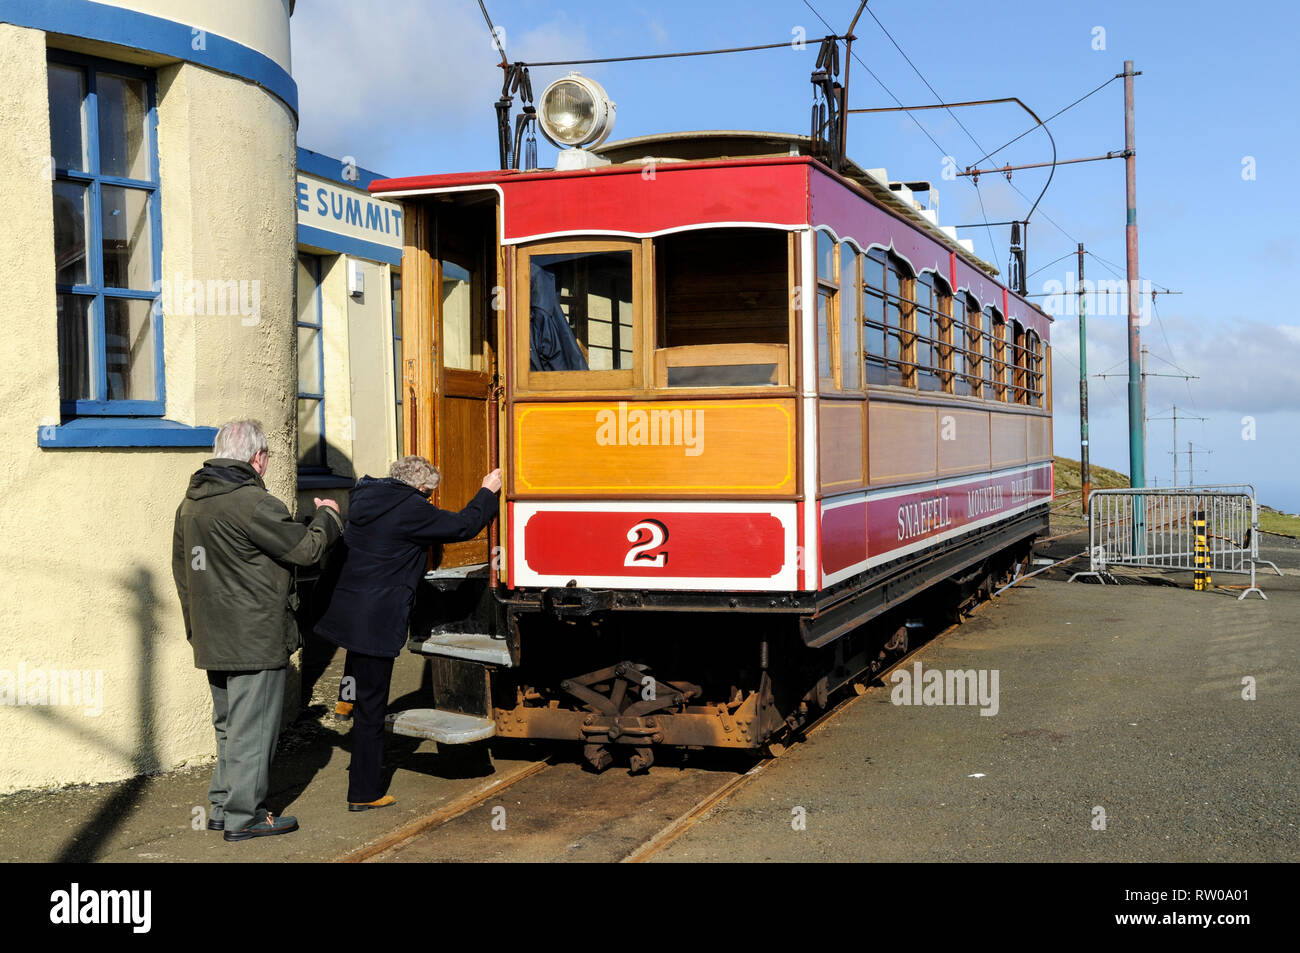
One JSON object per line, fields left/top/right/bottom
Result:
{"left": 371, "top": 76, "right": 1053, "bottom": 771}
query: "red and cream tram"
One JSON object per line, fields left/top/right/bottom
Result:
{"left": 372, "top": 119, "right": 1052, "bottom": 771}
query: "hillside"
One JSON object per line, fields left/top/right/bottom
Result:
{"left": 1052, "top": 455, "right": 1299, "bottom": 537}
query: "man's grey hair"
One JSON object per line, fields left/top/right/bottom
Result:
{"left": 390, "top": 455, "right": 441, "bottom": 492}
{"left": 212, "top": 419, "right": 268, "bottom": 462}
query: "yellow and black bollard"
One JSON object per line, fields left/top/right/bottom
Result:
{"left": 1193, "top": 509, "right": 1212, "bottom": 591}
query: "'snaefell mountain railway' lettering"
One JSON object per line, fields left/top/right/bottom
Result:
{"left": 1010, "top": 477, "right": 1031, "bottom": 502}
{"left": 967, "top": 484, "right": 1004, "bottom": 517}
{"left": 897, "top": 496, "right": 950, "bottom": 541}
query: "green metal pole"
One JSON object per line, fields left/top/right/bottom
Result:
{"left": 1078, "top": 243, "right": 1091, "bottom": 514}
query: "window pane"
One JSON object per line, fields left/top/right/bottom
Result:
{"left": 530, "top": 251, "right": 632, "bottom": 372}
{"left": 840, "top": 248, "right": 860, "bottom": 389}
{"left": 441, "top": 260, "right": 483, "bottom": 371}
{"left": 101, "top": 186, "right": 153, "bottom": 290}
{"left": 817, "top": 289, "right": 833, "bottom": 382}
{"left": 298, "top": 398, "right": 323, "bottom": 468}
{"left": 298, "top": 326, "right": 322, "bottom": 395}
{"left": 103, "top": 297, "right": 155, "bottom": 401}
{"left": 667, "top": 363, "right": 779, "bottom": 387}
{"left": 48, "top": 65, "right": 88, "bottom": 172}
{"left": 863, "top": 318, "right": 885, "bottom": 361}
{"left": 297, "top": 254, "right": 320, "bottom": 325}
{"left": 53, "top": 180, "right": 90, "bottom": 286}
{"left": 97, "top": 73, "right": 150, "bottom": 180}
{"left": 57, "top": 294, "right": 93, "bottom": 401}
{"left": 817, "top": 231, "right": 835, "bottom": 281}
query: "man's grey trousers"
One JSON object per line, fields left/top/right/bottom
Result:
{"left": 206, "top": 668, "right": 286, "bottom": 832}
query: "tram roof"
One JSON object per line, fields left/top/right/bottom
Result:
{"left": 370, "top": 131, "right": 1049, "bottom": 321}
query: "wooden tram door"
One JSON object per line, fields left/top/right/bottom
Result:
{"left": 402, "top": 201, "right": 497, "bottom": 569}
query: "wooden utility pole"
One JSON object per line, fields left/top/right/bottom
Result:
{"left": 1124, "top": 61, "right": 1144, "bottom": 492}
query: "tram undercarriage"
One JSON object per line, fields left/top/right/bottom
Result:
{"left": 404, "top": 509, "right": 1045, "bottom": 772}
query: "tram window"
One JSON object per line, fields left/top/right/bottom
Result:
{"left": 863, "top": 249, "right": 907, "bottom": 387}
{"left": 839, "top": 244, "right": 861, "bottom": 390}
{"left": 817, "top": 230, "right": 835, "bottom": 388}
{"left": 950, "top": 295, "right": 971, "bottom": 396}
{"left": 656, "top": 228, "right": 790, "bottom": 388}
{"left": 982, "top": 306, "right": 1001, "bottom": 399}
{"left": 441, "top": 259, "right": 483, "bottom": 372}
{"left": 529, "top": 250, "right": 633, "bottom": 372}
{"left": 1010, "top": 319, "right": 1027, "bottom": 404}
{"left": 914, "top": 273, "right": 943, "bottom": 392}
{"left": 1027, "top": 330, "right": 1044, "bottom": 406}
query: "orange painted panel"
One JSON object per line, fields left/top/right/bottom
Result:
{"left": 936, "top": 408, "right": 991, "bottom": 476}
{"left": 514, "top": 399, "right": 796, "bottom": 495}
{"left": 990, "top": 411, "right": 1029, "bottom": 468}
{"left": 868, "top": 401, "right": 937, "bottom": 484}
{"left": 819, "top": 400, "right": 865, "bottom": 491}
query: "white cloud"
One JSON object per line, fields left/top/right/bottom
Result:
{"left": 290, "top": 1, "right": 593, "bottom": 173}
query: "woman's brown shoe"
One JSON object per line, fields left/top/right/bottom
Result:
{"left": 348, "top": 795, "right": 397, "bottom": 812}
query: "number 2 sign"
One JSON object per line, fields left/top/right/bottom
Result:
{"left": 625, "top": 519, "right": 669, "bottom": 568}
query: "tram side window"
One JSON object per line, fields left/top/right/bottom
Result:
{"left": 982, "top": 305, "right": 1001, "bottom": 400}
{"left": 657, "top": 228, "right": 790, "bottom": 387}
{"left": 914, "top": 272, "right": 943, "bottom": 392}
{"left": 529, "top": 250, "right": 633, "bottom": 372}
{"left": 863, "top": 249, "right": 907, "bottom": 387}
{"left": 951, "top": 294, "right": 976, "bottom": 396}
{"left": 839, "top": 243, "right": 862, "bottom": 390}
{"left": 1010, "top": 319, "right": 1027, "bottom": 404}
{"left": 816, "top": 230, "right": 835, "bottom": 389}
{"left": 1027, "top": 330, "right": 1044, "bottom": 406}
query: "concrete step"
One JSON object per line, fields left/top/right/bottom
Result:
{"left": 411, "top": 629, "right": 512, "bottom": 667}
{"left": 385, "top": 708, "right": 497, "bottom": 744}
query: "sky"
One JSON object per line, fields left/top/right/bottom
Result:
{"left": 291, "top": 0, "right": 1300, "bottom": 511}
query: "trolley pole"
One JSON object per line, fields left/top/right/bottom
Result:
{"left": 1077, "top": 242, "right": 1091, "bottom": 513}
{"left": 1123, "top": 60, "right": 1145, "bottom": 551}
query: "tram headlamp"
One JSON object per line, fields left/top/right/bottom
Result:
{"left": 538, "top": 73, "right": 616, "bottom": 149}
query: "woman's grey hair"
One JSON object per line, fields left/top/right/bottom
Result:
{"left": 212, "top": 419, "right": 268, "bottom": 462}
{"left": 390, "top": 455, "right": 441, "bottom": 492}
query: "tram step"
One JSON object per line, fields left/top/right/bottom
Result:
{"left": 385, "top": 708, "right": 497, "bottom": 744}
{"left": 411, "top": 629, "right": 512, "bottom": 667}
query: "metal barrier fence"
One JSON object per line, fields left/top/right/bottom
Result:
{"left": 1069, "top": 485, "right": 1282, "bottom": 600}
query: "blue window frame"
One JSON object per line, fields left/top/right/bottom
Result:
{"left": 48, "top": 50, "right": 164, "bottom": 417}
{"left": 296, "top": 252, "right": 327, "bottom": 470}
{"left": 391, "top": 268, "right": 403, "bottom": 457}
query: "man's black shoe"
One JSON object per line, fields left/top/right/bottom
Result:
{"left": 223, "top": 813, "right": 299, "bottom": 842}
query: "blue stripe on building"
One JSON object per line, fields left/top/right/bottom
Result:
{"left": 297, "top": 224, "right": 403, "bottom": 265}
{"left": 1, "top": 0, "right": 297, "bottom": 115}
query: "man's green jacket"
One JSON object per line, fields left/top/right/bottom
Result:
{"left": 172, "top": 458, "right": 343, "bottom": 671}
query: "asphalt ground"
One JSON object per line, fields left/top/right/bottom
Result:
{"left": 2, "top": 520, "right": 1295, "bottom": 863}
{"left": 652, "top": 535, "right": 1300, "bottom": 862}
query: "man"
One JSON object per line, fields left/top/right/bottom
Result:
{"left": 314, "top": 455, "right": 501, "bottom": 812}
{"left": 173, "top": 419, "right": 343, "bottom": 842}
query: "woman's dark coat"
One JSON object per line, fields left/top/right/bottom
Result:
{"left": 313, "top": 477, "right": 498, "bottom": 658}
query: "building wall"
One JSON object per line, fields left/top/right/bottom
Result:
{"left": 0, "top": 19, "right": 298, "bottom": 794}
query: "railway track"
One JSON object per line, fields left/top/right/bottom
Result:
{"left": 336, "top": 597, "right": 992, "bottom": 864}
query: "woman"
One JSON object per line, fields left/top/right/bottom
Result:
{"left": 314, "top": 455, "right": 501, "bottom": 811}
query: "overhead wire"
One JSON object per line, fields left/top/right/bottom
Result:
{"left": 523, "top": 40, "right": 805, "bottom": 67}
